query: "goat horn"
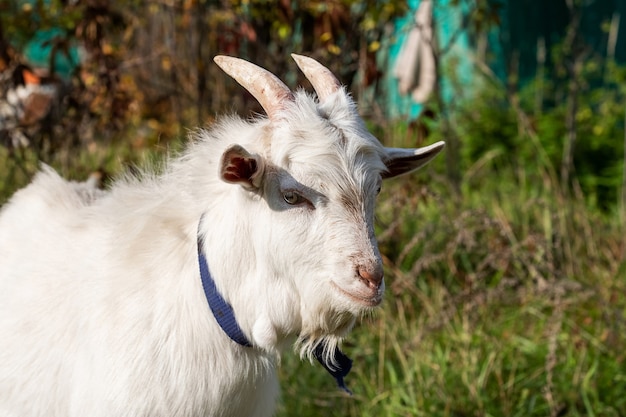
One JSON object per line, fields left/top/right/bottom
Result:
{"left": 214, "top": 56, "right": 294, "bottom": 121}
{"left": 291, "top": 54, "right": 341, "bottom": 102}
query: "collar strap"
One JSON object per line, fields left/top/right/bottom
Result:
{"left": 197, "top": 235, "right": 252, "bottom": 347}
{"left": 197, "top": 222, "right": 352, "bottom": 393}
{"left": 314, "top": 343, "right": 353, "bottom": 394}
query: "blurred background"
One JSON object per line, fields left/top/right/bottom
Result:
{"left": 1, "top": 0, "right": 626, "bottom": 416}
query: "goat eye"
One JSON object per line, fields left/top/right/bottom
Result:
{"left": 376, "top": 185, "right": 382, "bottom": 195}
{"left": 283, "top": 191, "right": 303, "bottom": 205}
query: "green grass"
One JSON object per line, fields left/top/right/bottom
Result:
{"left": 1, "top": 134, "right": 625, "bottom": 416}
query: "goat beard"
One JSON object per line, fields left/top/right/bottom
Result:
{"left": 295, "top": 310, "right": 356, "bottom": 362}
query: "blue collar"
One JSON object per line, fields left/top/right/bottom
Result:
{"left": 197, "top": 235, "right": 252, "bottom": 347}
{"left": 197, "top": 224, "right": 353, "bottom": 393}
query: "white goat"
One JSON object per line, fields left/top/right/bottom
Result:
{"left": 0, "top": 55, "right": 444, "bottom": 417}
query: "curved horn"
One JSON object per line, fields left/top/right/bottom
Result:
{"left": 214, "top": 56, "right": 294, "bottom": 120}
{"left": 291, "top": 54, "right": 341, "bottom": 101}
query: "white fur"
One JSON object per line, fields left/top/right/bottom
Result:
{"left": 0, "top": 74, "right": 441, "bottom": 416}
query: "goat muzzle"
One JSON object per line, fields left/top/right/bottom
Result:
{"left": 357, "top": 265, "right": 384, "bottom": 289}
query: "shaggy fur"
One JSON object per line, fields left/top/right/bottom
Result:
{"left": 0, "top": 58, "right": 443, "bottom": 417}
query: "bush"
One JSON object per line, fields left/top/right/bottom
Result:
{"left": 455, "top": 60, "right": 626, "bottom": 211}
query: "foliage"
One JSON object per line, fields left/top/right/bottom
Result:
{"left": 1, "top": 0, "right": 407, "bottom": 157}
{"left": 454, "top": 57, "right": 626, "bottom": 210}
{"left": 0, "top": 0, "right": 138, "bottom": 154}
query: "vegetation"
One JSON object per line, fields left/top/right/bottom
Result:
{"left": 277, "top": 128, "right": 626, "bottom": 416}
{"left": 0, "top": 0, "right": 408, "bottom": 153}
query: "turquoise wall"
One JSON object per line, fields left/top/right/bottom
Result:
{"left": 381, "top": 0, "right": 472, "bottom": 120}
{"left": 383, "top": 0, "right": 626, "bottom": 120}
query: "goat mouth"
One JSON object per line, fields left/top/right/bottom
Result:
{"left": 331, "top": 281, "right": 383, "bottom": 307}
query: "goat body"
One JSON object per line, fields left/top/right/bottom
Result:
{"left": 0, "top": 55, "right": 444, "bottom": 417}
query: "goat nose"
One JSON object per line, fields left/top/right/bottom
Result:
{"left": 358, "top": 266, "right": 384, "bottom": 288}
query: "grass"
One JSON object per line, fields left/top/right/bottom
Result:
{"left": 1, "top": 129, "right": 625, "bottom": 416}
{"left": 276, "top": 138, "right": 626, "bottom": 416}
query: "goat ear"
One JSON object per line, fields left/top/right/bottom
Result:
{"left": 382, "top": 141, "right": 445, "bottom": 179}
{"left": 220, "top": 145, "right": 264, "bottom": 189}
